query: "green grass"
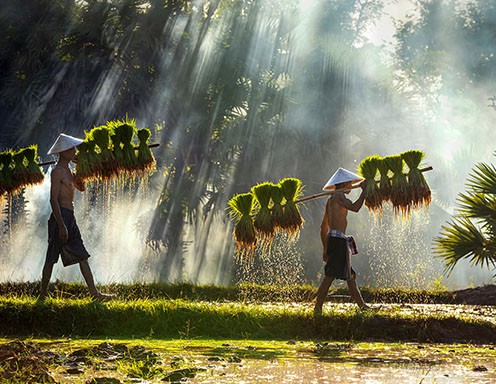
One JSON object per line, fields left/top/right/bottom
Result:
{"left": 0, "top": 282, "right": 494, "bottom": 343}
{"left": 1, "top": 295, "right": 495, "bottom": 343}
{"left": 0, "top": 281, "right": 455, "bottom": 303}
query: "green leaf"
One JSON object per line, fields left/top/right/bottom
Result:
{"left": 434, "top": 217, "right": 495, "bottom": 274}
{"left": 466, "top": 162, "right": 496, "bottom": 194}
{"left": 457, "top": 192, "right": 496, "bottom": 222}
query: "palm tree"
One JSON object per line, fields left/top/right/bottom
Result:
{"left": 434, "top": 155, "right": 496, "bottom": 275}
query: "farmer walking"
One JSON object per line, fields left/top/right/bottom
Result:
{"left": 313, "top": 168, "right": 370, "bottom": 316}
{"left": 39, "top": 133, "right": 112, "bottom": 301}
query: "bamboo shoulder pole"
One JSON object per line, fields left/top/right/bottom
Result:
{"left": 295, "top": 166, "right": 433, "bottom": 204}
{"left": 37, "top": 143, "right": 160, "bottom": 167}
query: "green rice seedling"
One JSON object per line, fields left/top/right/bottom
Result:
{"left": 109, "top": 123, "right": 125, "bottom": 171}
{"left": 279, "top": 178, "right": 304, "bottom": 239}
{"left": 385, "top": 155, "right": 410, "bottom": 217}
{"left": 0, "top": 150, "right": 14, "bottom": 195}
{"left": 24, "top": 145, "right": 44, "bottom": 187}
{"left": 11, "top": 150, "right": 29, "bottom": 192}
{"left": 358, "top": 155, "right": 382, "bottom": 214}
{"left": 86, "top": 140, "right": 100, "bottom": 176}
{"left": 116, "top": 123, "right": 139, "bottom": 170}
{"left": 227, "top": 192, "right": 257, "bottom": 255}
{"left": 252, "top": 182, "right": 275, "bottom": 246}
{"left": 74, "top": 141, "right": 92, "bottom": 182}
{"left": 270, "top": 184, "right": 284, "bottom": 230}
{"left": 402, "top": 150, "right": 431, "bottom": 209}
{"left": 136, "top": 128, "right": 155, "bottom": 172}
{"left": 377, "top": 157, "right": 391, "bottom": 203}
{"left": 89, "top": 126, "right": 116, "bottom": 179}
{"left": 75, "top": 138, "right": 99, "bottom": 182}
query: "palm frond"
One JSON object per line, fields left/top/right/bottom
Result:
{"left": 433, "top": 217, "right": 495, "bottom": 274}
{"left": 457, "top": 192, "right": 496, "bottom": 221}
{"left": 466, "top": 162, "right": 496, "bottom": 194}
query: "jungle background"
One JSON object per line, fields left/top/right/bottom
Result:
{"left": 1, "top": 0, "right": 495, "bottom": 289}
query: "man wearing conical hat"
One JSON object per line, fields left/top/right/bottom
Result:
{"left": 40, "top": 134, "right": 112, "bottom": 301}
{"left": 313, "top": 167, "right": 370, "bottom": 315}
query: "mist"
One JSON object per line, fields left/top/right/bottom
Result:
{"left": 1, "top": 0, "right": 495, "bottom": 289}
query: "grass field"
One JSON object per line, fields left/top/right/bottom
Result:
{"left": 0, "top": 282, "right": 495, "bottom": 343}
{"left": 1, "top": 282, "right": 496, "bottom": 382}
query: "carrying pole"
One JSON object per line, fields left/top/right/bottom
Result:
{"left": 295, "top": 166, "right": 433, "bottom": 204}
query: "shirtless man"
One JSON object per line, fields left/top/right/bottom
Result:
{"left": 314, "top": 169, "right": 370, "bottom": 316}
{"left": 39, "top": 134, "right": 110, "bottom": 301}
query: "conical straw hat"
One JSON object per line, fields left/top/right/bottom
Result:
{"left": 47, "top": 133, "right": 84, "bottom": 155}
{"left": 322, "top": 167, "right": 364, "bottom": 191}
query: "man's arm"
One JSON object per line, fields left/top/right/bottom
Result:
{"left": 337, "top": 181, "right": 367, "bottom": 212}
{"left": 49, "top": 169, "right": 68, "bottom": 242}
{"left": 74, "top": 178, "right": 85, "bottom": 192}
{"left": 320, "top": 199, "right": 330, "bottom": 261}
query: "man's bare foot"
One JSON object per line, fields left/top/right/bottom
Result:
{"left": 359, "top": 304, "right": 382, "bottom": 311}
{"left": 92, "top": 293, "right": 115, "bottom": 302}
{"left": 313, "top": 305, "right": 323, "bottom": 318}
{"left": 37, "top": 291, "right": 48, "bottom": 301}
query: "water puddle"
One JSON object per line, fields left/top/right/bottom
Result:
{"left": 2, "top": 338, "right": 494, "bottom": 383}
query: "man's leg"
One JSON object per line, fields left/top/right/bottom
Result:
{"left": 314, "top": 275, "right": 334, "bottom": 315}
{"left": 79, "top": 259, "right": 114, "bottom": 301}
{"left": 79, "top": 259, "right": 100, "bottom": 297}
{"left": 347, "top": 271, "right": 369, "bottom": 309}
{"left": 40, "top": 261, "right": 54, "bottom": 299}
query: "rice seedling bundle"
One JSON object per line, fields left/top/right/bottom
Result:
{"left": 0, "top": 151, "right": 14, "bottom": 195}
{"left": 75, "top": 119, "right": 156, "bottom": 182}
{"left": 358, "top": 155, "right": 382, "bottom": 213}
{"left": 89, "top": 126, "right": 115, "bottom": 179}
{"left": 136, "top": 128, "right": 155, "bottom": 171}
{"left": 11, "top": 150, "right": 29, "bottom": 191}
{"left": 23, "top": 146, "right": 44, "bottom": 187}
{"left": 110, "top": 127, "right": 125, "bottom": 171}
{"left": 385, "top": 155, "right": 410, "bottom": 216}
{"left": 116, "top": 123, "right": 139, "bottom": 170}
{"left": 377, "top": 157, "right": 391, "bottom": 202}
{"left": 0, "top": 146, "right": 45, "bottom": 195}
{"left": 74, "top": 141, "right": 92, "bottom": 181}
{"left": 402, "top": 149, "right": 431, "bottom": 209}
{"left": 251, "top": 182, "right": 275, "bottom": 244}
{"left": 270, "top": 184, "right": 284, "bottom": 229}
{"left": 227, "top": 192, "right": 257, "bottom": 254}
{"left": 279, "top": 178, "right": 304, "bottom": 238}
{"left": 75, "top": 138, "right": 99, "bottom": 182}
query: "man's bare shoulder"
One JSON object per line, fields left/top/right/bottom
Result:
{"left": 335, "top": 192, "right": 352, "bottom": 206}
{"left": 50, "top": 166, "right": 71, "bottom": 181}
{"left": 50, "top": 167, "right": 64, "bottom": 178}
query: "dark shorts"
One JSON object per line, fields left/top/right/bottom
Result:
{"left": 46, "top": 208, "right": 91, "bottom": 267}
{"left": 324, "top": 236, "right": 355, "bottom": 280}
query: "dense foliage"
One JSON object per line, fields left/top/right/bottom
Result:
{"left": 1, "top": 0, "right": 496, "bottom": 283}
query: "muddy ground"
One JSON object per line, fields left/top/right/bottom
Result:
{"left": 1, "top": 338, "right": 495, "bottom": 383}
